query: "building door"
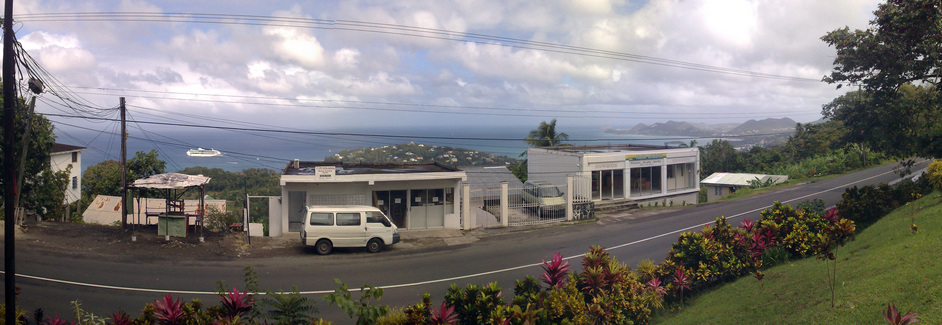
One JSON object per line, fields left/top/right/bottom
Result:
{"left": 601, "top": 170, "right": 614, "bottom": 200}
{"left": 591, "top": 171, "right": 601, "bottom": 200}
{"left": 408, "top": 189, "right": 445, "bottom": 229}
{"left": 373, "top": 190, "right": 408, "bottom": 228}
{"left": 410, "top": 189, "right": 428, "bottom": 229}
{"left": 287, "top": 191, "right": 306, "bottom": 232}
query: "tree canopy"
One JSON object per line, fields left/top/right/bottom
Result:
{"left": 821, "top": 0, "right": 942, "bottom": 157}
{"left": 0, "top": 95, "right": 64, "bottom": 217}
{"left": 525, "top": 119, "right": 569, "bottom": 148}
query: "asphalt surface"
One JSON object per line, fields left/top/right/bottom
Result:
{"left": 1, "top": 160, "right": 928, "bottom": 322}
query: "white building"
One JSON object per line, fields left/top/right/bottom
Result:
{"left": 277, "top": 161, "right": 466, "bottom": 236}
{"left": 50, "top": 143, "right": 86, "bottom": 205}
{"left": 701, "top": 172, "right": 788, "bottom": 202}
{"left": 527, "top": 145, "right": 700, "bottom": 206}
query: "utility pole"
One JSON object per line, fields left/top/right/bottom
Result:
{"left": 120, "top": 97, "right": 127, "bottom": 229}
{"left": 3, "top": 0, "right": 18, "bottom": 322}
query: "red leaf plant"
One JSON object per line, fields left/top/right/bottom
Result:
{"left": 44, "top": 315, "right": 74, "bottom": 325}
{"left": 646, "top": 278, "right": 666, "bottom": 297}
{"left": 673, "top": 268, "right": 691, "bottom": 305}
{"left": 740, "top": 218, "right": 754, "bottom": 231}
{"left": 429, "top": 300, "right": 457, "bottom": 325}
{"left": 109, "top": 311, "right": 132, "bottom": 325}
{"left": 220, "top": 287, "right": 254, "bottom": 319}
{"left": 540, "top": 251, "right": 571, "bottom": 289}
{"left": 883, "top": 303, "right": 919, "bottom": 325}
{"left": 822, "top": 207, "right": 840, "bottom": 223}
{"left": 153, "top": 293, "right": 185, "bottom": 325}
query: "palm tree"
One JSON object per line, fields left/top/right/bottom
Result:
{"left": 525, "top": 119, "right": 570, "bottom": 148}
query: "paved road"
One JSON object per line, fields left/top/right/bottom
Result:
{"left": 1, "top": 160, "right": 928, "bottom": 322}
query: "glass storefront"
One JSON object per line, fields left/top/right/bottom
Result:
{"left": 630, "top": 166, "right": 662, "bottom": 197}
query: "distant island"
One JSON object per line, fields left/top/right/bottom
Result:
{"left": 324, "top": 142, "right": 517, "bottom": 166}
{"left": 604, "top": 117, "right": 800, "bottom": 147}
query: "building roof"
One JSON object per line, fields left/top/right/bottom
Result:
{"left": 131, "top": 173, "right": 212, "bottom": 189}
{"left": 533, "top": 144, "right": 672, "bottom": 154}
{"left": 462, "top": 166, "right": 524, "bottom": 193}
{"left": 51, "top": 143, "right": 86, "bottom": 153}
{"left": 701, "top": 172, "right": 788, "bottom": 187}
{"left": 282, "top": 161, "right": 461, "bottom": 176}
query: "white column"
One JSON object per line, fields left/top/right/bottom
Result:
{"left": 661, "top": 160, "right": 668, "bottom": 195}
{"left": 566, "top": 174, "right": 574, "bottom": 221}
{"left": 500, "top": 181, "right": 509, "bottom": 227}
{"left": 462, "top": 183, "right": 472, "bottom": 230}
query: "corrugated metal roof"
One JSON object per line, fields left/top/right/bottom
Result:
{"left": 131, "top": 173, "right": 211, "bottom": 189}
{"left": 462, "top": 166, "right": 524, "bottom": 198}
{"left": 701, "top": 172, "right": 788, "bottom": 187}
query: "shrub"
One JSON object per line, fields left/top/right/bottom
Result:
{"left": 924, "top": 159, "right": 942, "bottom": 190}
{"left": 203, "top": 204, "right": 241, "bottom": 232}
{"left": 443, "top": 282, "right": 505, "bottom": 324}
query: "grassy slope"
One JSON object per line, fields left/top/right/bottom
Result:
{"left": 657, "top": 192, "right": 942, "bottom": 324}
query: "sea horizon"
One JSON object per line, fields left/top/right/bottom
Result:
{"left": 55, "top": 124, "right": 713, "bottom": 173}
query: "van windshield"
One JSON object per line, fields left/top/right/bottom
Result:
{"left": 366, "top": 211, "right": 392, "bottom": 227}
{"left": 540, "top": 186, "right": 563, "bottom": 198}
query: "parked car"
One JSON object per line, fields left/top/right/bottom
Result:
{"left": 522, "top": 180, "right": 566, "bottom": 217}
{"left": 301, "top": 205, "right": 400, "bottom": 255}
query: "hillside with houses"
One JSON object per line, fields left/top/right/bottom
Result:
{"left": 323, "top": 142, "right": 517, "bottom": 167}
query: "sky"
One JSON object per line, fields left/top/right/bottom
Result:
{"left": 9, "top": 0, "right": 881, "bottom": 134}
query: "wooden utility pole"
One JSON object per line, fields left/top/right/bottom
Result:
{"left": 121, "top": 97, "right": 127, "bottom": 229}
{"left": 3, "top": 0, "right": 17, "bottom": 322}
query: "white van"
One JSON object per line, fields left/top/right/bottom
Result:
{"left": 300, "top": 205, "right": 400, "bottom": 255}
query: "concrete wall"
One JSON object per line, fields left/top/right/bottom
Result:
{"left": 705, "top": 184, "right": 741, "bottom": 202}
{"left": 50, "top": 151, "right": 82, "bottom": 204}
{"left": 635, "top": 191, "right": 699, "bottom": 207}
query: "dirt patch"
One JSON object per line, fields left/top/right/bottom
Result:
{"left": 9, "top": 221, "right": 305, "bottom": 262}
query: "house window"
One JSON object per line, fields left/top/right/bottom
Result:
{"left": 72, "top": 177, "right": 78, "bottom": 190}
{"left": 71, "top": 152, "right": 78, "bottom": 163}
{"left": 714, "top": 186, "right": 721, "bottom": 196}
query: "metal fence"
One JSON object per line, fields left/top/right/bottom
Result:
{"left": 506, "top": 183, "right": 569, "bottom": 226}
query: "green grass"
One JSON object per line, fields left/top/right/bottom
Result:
{"left": 657, "top": 191, "right": 942, "bottom": 324}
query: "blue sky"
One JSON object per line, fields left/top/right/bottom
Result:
{"left": 10, "top": 0, "right": 882, "bottom": 134}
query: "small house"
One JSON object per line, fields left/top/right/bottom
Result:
{"left": 701, "top": 172, "right": 788, "bottom": 202}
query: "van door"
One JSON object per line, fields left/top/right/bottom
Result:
{"left": 334, "top": 212, "right": 366, "bottom": 247}
{"left": 365, "top": 211, "right": 393, "bottom": 244}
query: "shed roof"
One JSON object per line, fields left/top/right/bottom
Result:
{"left": 462, "top": 166, "right": 524, "bottom": 193}
{"left": 131, "top": 173, "right": 211, "bottom": 189}
{"left": 701, "top": 172, "right": 788, "bottom": 187}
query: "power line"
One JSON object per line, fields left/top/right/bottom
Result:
{"left": 17, "top": 12, "right": 823, "bottom": 82}
{"left": 44, "top": 112, "right": 796, "bottom": 142}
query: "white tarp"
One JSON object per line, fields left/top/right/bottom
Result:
{"left": 131, "top": 173, "right": 211, "bottom": 189}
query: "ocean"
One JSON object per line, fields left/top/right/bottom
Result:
{"left": 57, "top": 124, "right": 710, "bottom": 173}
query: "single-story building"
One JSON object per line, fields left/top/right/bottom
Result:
{"left": 527, "top": 145, "right": 700, "bottom": 206}
{"left": 277, "top": 160, "right": 467, "bottom": 236}
{"left": 701, "top": 172, "right": 788, "bottom": 201}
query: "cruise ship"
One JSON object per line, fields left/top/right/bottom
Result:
{"left": 186, "top": 148, "right": 223, "bottom": 157}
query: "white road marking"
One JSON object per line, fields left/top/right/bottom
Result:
{"left": 1, "top": 165, "right": 908, "bottom": 295}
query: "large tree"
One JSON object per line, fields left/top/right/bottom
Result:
{"left": 821, "top": 0, "right": 942, "bottom": 157}
{"left": 511, "top": 119, "right": 571, "bottom": 182}
{"left": 81, "top": 150, "right": 166, "bottom": 208}
{"left": 0, "top": 94, "right": 62, "bottom": 218}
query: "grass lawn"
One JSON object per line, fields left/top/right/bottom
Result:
{"left": 656, "top": 191, "right": 942, "bottom": 324}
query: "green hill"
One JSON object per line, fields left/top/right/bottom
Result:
{"left": 323, "top": 142, "right": 517, "bottom": 167}
{"left": 656, "top": 192, "right": 942, "bottom": 324}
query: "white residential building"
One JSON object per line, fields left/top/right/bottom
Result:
{"left": 528, "top": 145, "right": 700, "bottom": 206}
{"left": 50, "top": 143, "right": 86, "bottom": 205}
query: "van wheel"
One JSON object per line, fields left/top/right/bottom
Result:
{"left": 366, "top": 238, "right": 384, "bottom": 253}
{"left": 315, "top": 239, "right": 333, "bottom": 255}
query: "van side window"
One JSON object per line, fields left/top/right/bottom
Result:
{"left": 366, "top": 211, "right": 391, "bottom": 227}
{"left": 310, "top": 213, "right": 333, "bottom": 226}
{"left": 336, "top": 213, "right": 361, "bottom": 226}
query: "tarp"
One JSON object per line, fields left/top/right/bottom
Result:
{"left": 131, "top": 172, "right": 211, "bottom": 189}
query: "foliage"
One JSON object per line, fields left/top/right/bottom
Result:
{"left": 0, "top": 104, "right": 57, "bottom": 202}
{"left": 25, "top": 166, "right": 71, "bottom": 219}
{"left": 883, "top": 303, "right": 920, "bottom": 325}
{"left": 428, "top": 301, "right": 457, "bottom": 325}
{"left": 323, "top": 279, "right": 389, "bottom": 325}
{"left": 796, "top": 198, "right": 827, "bottom": 216}
{"left": 202, "top": 204, "right": 241, "bottom": 233}
{"left": 524, "top": 119, "right": 569, "bottom": 149}
{"left": 265, "top": 286, "right": 318, "bottom": 324}
{"left": 698, "top": 139, "right": 741, "bottom": 178}
{"left": 821, "top": 0, "right": 942, "bottom": 158}
{"left": 925, "top": 160, "right": 942, "bottom": 190}
{"left": 540, "top": 251, "right": 570, "bottom": 289}
{"left": 507, "top": 160, "right": 527, "bottom": 183}
{"left": 70, "top": 301, "right": 105, "bottom": 325}
{"left": 837, "top": 177, "right": 933, "bottom": 227}
{"left": 219, "top": 287, "right": 254, "bottom": 320}
{"left": 443, "top": 282, "right": 505, "bottom": 324}
{"left": 152, "top": 294, "right": 185, "bottom": 325}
